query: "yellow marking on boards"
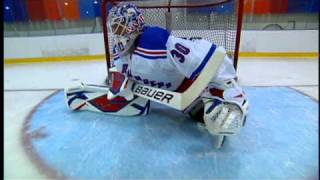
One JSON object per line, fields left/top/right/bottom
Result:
{"left": 4, "top": 52, "right": 318, "bottom": 65}
{"left": 239, "top": 52, "right": 318, "bottom": 59}
{"left": 4, "top": 55, "right": 107, "bottom": 64}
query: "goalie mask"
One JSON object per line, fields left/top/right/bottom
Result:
{"left": 108, "top": 3, "right": 145, "bottom": 55}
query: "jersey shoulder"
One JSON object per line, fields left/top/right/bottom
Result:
{"left": 138, "top": 26, "right": 170, "bottom": 50}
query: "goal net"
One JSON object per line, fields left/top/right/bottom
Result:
{"left": 102, "top": 0, "right": 244, "bottom": 80}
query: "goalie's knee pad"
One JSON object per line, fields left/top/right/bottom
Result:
{"left": 86, "top": 95, "right": 151, "bottom": 116}
{"left": 66, "top": 88, "right": 150, "bottom": 116}
{"left": 64, "top": 80, "right": 96, "bottom": 111}
{"left": 64, "top": 80, "right": 150, "bottom": 116}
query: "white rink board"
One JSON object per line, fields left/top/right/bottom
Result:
{"left": 4, "top": 30, "right": 318, "bottom": 59}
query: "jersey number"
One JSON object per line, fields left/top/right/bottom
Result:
{"left": 170, "top": 43, "right": 190, "bottom": 63}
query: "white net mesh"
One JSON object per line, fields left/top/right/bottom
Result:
{"left": 103, "top": 0, "right": 242, "bottom": 73}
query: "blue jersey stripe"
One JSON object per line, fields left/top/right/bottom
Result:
{"left": 133, "top": 52, "right": 167, "bottom": 60}
{"left": 189, "top": 44, "right": 217, "bottom": 80}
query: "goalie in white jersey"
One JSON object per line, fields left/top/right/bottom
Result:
{"left": 65, "top": 3, "right": 249, "bottom": 147}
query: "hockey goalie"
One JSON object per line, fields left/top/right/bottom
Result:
{"left": 65, "top": 3, "right": 249, "bottom": 148}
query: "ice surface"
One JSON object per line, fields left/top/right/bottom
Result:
{"left": 23, "top": 88, "right": 318, "bottom": 179}
{"left": 4, "top": 58, "right": 318, "bottom": 179}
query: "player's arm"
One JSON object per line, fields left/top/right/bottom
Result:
{"left": 166, "top": 35, "right": 218, "bottom": 80}
{"left": 165, "top": 36, "right": 249, "bottom": 148}
{"left": 197, "top": 55, "right": 249, "bottom": 148}
{"left": 202, "top": 55, "right": 249, "bottom": 134}
{"left": 166, "top": 34, "right": 249, "bottom": 131}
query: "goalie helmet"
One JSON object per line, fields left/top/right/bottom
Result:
{"left": 108, "top": 3, "right": 145, "bottom": 55}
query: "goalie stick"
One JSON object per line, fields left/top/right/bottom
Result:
{"left": 83, "top": 46, "right": 226, "bottom": 111}
{"left": 133, "top": 46, "right": 225, "bottom": 110}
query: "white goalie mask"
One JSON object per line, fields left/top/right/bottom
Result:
{"left": 108, "top": 3, "right": 145, "bottom": 55}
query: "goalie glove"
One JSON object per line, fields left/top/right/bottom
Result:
{"left": 107, "top": 67, "right": 134, "bottom": 101}
{"left": 202, "top": 79, "right": 249, "bottom": 136}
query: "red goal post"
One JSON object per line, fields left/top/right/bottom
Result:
{"left": 101, "top": 0, "right": 244, "bottom": 82}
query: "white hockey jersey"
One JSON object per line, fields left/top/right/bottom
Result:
{"left": 113, "top": 26, "right": 234, "bottom": 91}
